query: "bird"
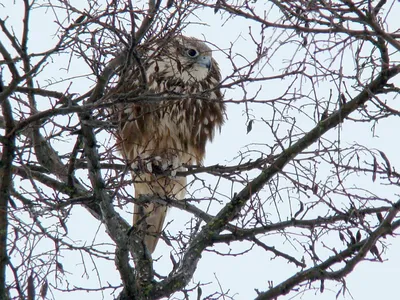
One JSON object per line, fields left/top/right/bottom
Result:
{"left": 112, "top": 35, "right": 226, "bottom": 253}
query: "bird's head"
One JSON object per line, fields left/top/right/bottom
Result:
{"left": 154, "top": 36, "right": 219, "bottom": 84}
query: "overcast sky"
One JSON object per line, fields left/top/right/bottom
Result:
{"left": 2, "top": 0, "right": 400, "bottom": 299}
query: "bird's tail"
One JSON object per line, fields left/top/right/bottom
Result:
{"left": 133, "top": 173, "right": 186, "bottom": 253}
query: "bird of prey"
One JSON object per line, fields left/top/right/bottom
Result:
{"left": 113, "top": 35, "right": 225, "bottom": 253}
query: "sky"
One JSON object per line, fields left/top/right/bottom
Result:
{"left": 1, "top": 0, "right": 400, "bottom": 299}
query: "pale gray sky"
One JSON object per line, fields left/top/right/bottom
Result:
{"left": 2, "top": 1, "right": 400, "bottom": 299}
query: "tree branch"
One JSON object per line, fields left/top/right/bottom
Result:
{"left": 255, "top": 199, "right": 400, "bottom": 299}
{"left": 0, "top": 77, "right": 15, "bottom": 300}
{"left": 152, "top": 64, "right": 400, "bottom": 298}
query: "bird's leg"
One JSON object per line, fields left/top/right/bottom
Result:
{"left": 131, "top": 152, "right": 185, "bottom": 177}
{"left": 131, "top": 154, "right": 169, "bottom": 176}
{"left": 130, "top": 154, "right": 153, "bottom": 174}
{"left": 169, "top": 155, "right": 181, "bottom": 177}
{"left": 151, "top": 154, "right": 182, "bottom": 177}
{"left": 150, "top": 155, "right": 169, "bottom": 175}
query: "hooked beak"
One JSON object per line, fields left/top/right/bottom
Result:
{"left": 197, "top": 55, "right": 212, "bottom": 71}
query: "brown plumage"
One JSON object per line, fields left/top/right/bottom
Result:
{"left": 113, "top": 36, "right": 225, "bottom": 253}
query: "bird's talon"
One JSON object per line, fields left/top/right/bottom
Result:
{"left": 146, "top": 161, "right": 153, "bottom": 173}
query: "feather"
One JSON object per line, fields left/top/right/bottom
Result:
{"left": 112, "top": 35, "right": 226, "bottom": 253}
{"left": 133, "top": 174, "right": 186, "bottom": 253}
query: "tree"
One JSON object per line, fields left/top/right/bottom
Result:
{"left": 1, "top": 0, "right": 400, "bottom": 299}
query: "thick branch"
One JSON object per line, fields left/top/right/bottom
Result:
{"left": 255, "top": 199, "right": 400, "bottom": 299}
{"left": 152, "top": 64, "right": 400, "bottom": 298}
{"left": 79, "top": 110, "right": 141, "bottom": 297}
{"left": 0, "top": 80, "right": 15, "bottom": 299}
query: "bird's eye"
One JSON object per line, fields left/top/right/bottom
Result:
{"left": 185, "top": 48, "right": 198, "bottom": 58}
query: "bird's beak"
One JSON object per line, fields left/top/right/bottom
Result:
{"left": 197, "top": 56, "right": 212, "bottom": 71}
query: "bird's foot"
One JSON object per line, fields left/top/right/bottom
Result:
{"left": 151, "top": 156, "right": 179, "bottom": 176}
{"left": 169, "top": 156, "right": 182, "bottom": 177}
{"left": 130, "top": 155, "right": 154, "bottom": 174}
{"left": 131, "top": 155, "right": 182, "bottom": 176}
